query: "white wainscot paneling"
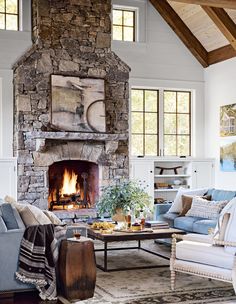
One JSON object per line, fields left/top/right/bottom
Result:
{"left": 0, "top": 158, "right": 17, "bottom": 199}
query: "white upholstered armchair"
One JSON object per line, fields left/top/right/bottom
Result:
{"left": 170, "top": 198, "right": 236, "bottom": 292}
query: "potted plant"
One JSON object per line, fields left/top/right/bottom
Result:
{"left": 96, "top": 179, "right": 152, "bottom": 220}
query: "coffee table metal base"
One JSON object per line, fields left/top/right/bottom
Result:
{"left": 94, "top": 240, "right": 169, "bottom": 272}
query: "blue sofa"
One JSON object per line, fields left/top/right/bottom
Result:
{"left": 155, "top": 189, "right": 236, "bottom": 235}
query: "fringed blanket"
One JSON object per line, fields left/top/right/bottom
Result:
{"left": 16, "top": 224, "right": 66, "bottom": 300}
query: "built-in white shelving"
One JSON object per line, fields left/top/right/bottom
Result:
{"left": 154, "top": 174, "right": 190, "bottom": 178}
{"left": 130, "top": 157, "right": 215, "bottom": 204}
{"left": 154, "top": 189, "right": 179, "bottom": 192}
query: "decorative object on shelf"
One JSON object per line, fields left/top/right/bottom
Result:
{"left": 96, "top": 180, "right": 152, "bottom": 219}
{"left": 51, "top": 75, "right": 106, "bottom": 132}
{"left": 154, "top": 197, "right": 165, "bottom": 204}
{"left": 156, "top": 166, "right": 182, "bottom": 175}
{"left": 173, "top": 180, "right": 182, "bottom": 186}
{"left": 155, "top": 182, "right": 169, "bottom": 189}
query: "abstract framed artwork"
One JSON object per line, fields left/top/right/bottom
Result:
{"left": 51, "top": 75, "right": 106, "bottom": 132}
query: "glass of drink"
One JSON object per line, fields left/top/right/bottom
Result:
{"left": 140, "top": 218, "right": 145, "bottom": 230}
{"left": 125, "top": 213, "right": 131, "bottom": 230}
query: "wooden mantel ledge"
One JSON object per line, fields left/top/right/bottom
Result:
{"left": 25, "top": 131, "right": 128, "bottom": 152}
{"left": 26, "top": 131, "right": 128, "bottom": 152}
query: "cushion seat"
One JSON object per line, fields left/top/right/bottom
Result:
{"left": 192, "top": 219, "right": 217, "bottom": 234}
{"left": 174, "top": 216, "right": 201, "bottom": 232}
{"left": 176, "top": 240, "right": 235, "bottom": 270}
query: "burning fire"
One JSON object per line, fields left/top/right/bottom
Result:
{"left": 61, "top": 169, "right": 78, "bottom": 196}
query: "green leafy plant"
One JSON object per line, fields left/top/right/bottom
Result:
{"left": 96, "top": 179, "right": 152, "bottom": 217}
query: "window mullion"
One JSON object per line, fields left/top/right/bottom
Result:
{"left": 159, "top": 89, "right": 164, "bottom": 156}
{"left": 5, "top": 0, "right": 6, "bottom": 30}
{"left": 176, "top": 92, "right": 178, "bottom": 156}
{"left": 143, "top": 89, "right": 145, "bottom": 156}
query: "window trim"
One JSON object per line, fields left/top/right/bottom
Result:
{"left": 112, "top": 5, "right": 139, "bottom": 42}
{"left": 130, "top": 87, "right": 193, "bottom": 157}
{"left": 0, "top": 0, "right": 19, "bottom": 31}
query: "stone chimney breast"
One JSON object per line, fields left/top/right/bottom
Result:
{"left": 13, "top": 0, "right": 130, "bottom": 208}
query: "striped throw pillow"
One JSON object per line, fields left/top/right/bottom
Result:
{"left": 185, "top": 197, "right": 228, "bottom": 220}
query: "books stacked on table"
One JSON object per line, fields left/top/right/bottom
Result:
{"left": 145, "top": 221, "right": 169, "bottom": 229}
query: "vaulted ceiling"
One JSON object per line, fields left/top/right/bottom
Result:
{"left": 149, "top": 0, "right": 236, "bottom": 67}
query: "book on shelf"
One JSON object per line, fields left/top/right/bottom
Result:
{"left": 145, "top": 220, "right": 169, "bottom": 229}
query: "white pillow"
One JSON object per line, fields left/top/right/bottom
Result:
{"left": 168, "top": 187, "right": 209, "bottom": 213}
{"left": 19, "top": 205, "right": 51, "bottom": 227}
{"left": 185, "top": 197, "right": 228, "bottom": 219}
{"left": 43, "top": 210, "right": 63, "bottom": 225}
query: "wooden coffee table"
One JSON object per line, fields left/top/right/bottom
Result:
{"left": 87, "top": 227, "right": 185, "bottom": 272}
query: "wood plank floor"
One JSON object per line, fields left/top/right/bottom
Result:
{"left": 0, "top": 291, "right": 60, "bottom": 304}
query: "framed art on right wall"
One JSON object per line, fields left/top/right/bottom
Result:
{"left": 220, "top": 103, "right": 236, "bottom": 171}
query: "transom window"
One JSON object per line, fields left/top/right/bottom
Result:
{"left": 112, "top": 8, "right": 135, "bottom": 42}
{"left": 0, "top": 0, "right": 19, "bottom": 31}
{"left": 131, "top": 89, "right": 191, "bottom": 156}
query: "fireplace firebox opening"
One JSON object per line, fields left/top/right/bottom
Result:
{"left": 48, "top": 160, "right": 99, "bottom": 211}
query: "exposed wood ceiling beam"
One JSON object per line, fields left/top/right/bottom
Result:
{"left": 149, "top": 0, "right": 208, "bottom": 67}
{"left": 168, "top": 0, "right": 236, "bottom": 10}
{"left": 202, "top": 6, "right": 236, "bottom": 50}
{"left": 208, "top": 44, "right": 236, "bottom": 65}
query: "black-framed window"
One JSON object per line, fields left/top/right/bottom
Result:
{"left": 131, "top": 89, "right": 159, "bottom": 156}
{"left": 112, "top": 8, "right": 135, "bottom": 42}
{"left": 164, "top": 91, "right": 191, "bottom": 156}
{"left": 0, "top": 0, "right": 19, "bottom": 31}
{"left": 131, "top": 89, "right": 192, "bottom": 156}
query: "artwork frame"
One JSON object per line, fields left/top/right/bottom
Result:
{"left": 50, "top": 75, "right": 106, "bottom": 133}
{"left": 220, "top": 103, "right": 236, "bottom": 137}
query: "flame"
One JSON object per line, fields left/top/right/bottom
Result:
{"left": 67, "top": 204, "right": 74, "bottom": 210}
{"left": 61, "top": 169, "right": 78, "bottom": 196}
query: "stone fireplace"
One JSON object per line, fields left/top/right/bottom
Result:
{"left": 13, "top": 0, "right": 130, "bottom": 214}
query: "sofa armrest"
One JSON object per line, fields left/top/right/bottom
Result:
{"left": 174, "top": 233, "right": 213, "bottom": 244}
{"left": 0, "top": 229, "right": 31, "bottom": 291}
{"left": 154, "top": 203, "right": 172, "bottom": 220}
{"left": 213, "top": 239, "right": 236, "bottom": 247}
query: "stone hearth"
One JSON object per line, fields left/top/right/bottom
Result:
{"left": 13, "top": 0, "right": 130, "bottom": 209}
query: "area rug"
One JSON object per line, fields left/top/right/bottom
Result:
{"left": 71, "top": 241, "right": 236, "bottom": 304}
